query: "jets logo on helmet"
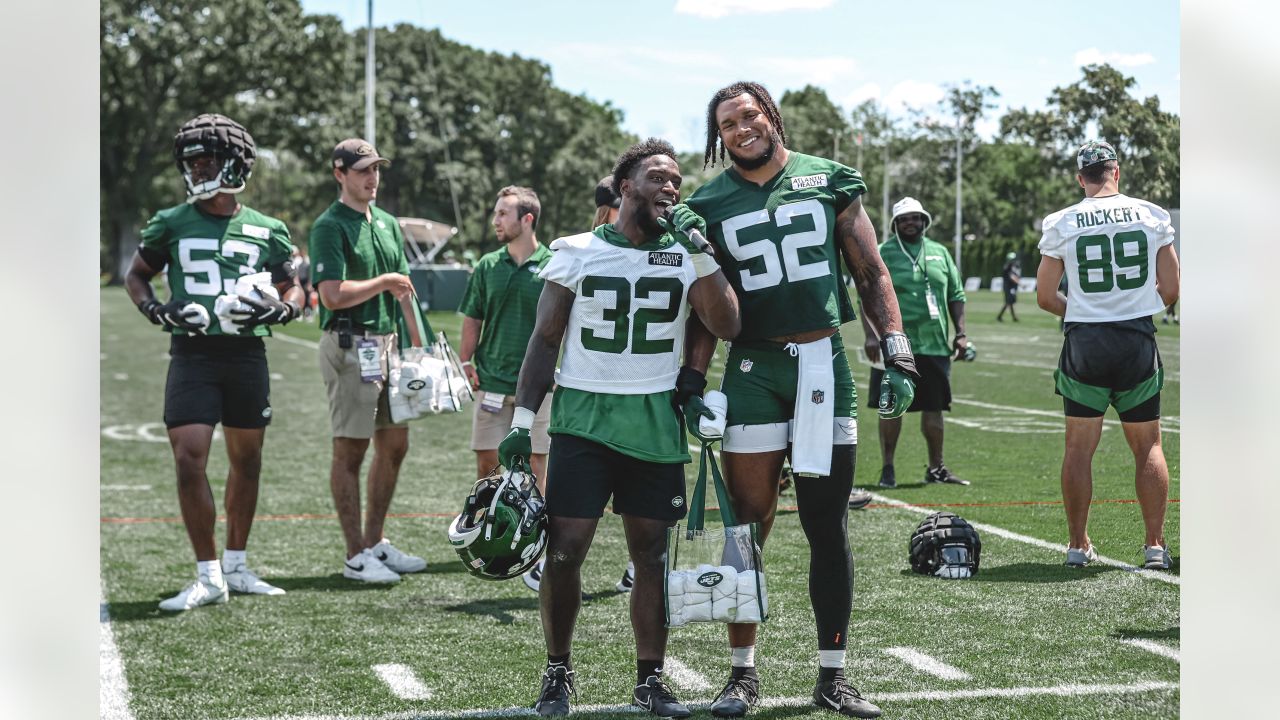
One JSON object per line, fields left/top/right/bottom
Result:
{"left": 909, "top": 511, "right": 982, "bottom": 579}
{"left": 173, "top": 113, "right": 257, "bottom": 203}
{"left": 447, "top": 465, "right": 548, "bottom": 581}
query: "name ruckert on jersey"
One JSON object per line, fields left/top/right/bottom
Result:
{"left": 1038, "top": 193, "right": 1174, "bottom": 324}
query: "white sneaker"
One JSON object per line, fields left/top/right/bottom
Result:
{"left": 1143, "top": 544, "right": 1171, "bottom": 570}
{"left": 159, "top": 576, "right": 229, "bottom": 611}
{"left": 1065, "top": 544, "right": 1099, "bottom": 567}
{"left": 344, "top": 549, "right": 401, "bottom": 583}
{"left": 522, "top": 557, "right": 544, "bottom": 592}
{"left": 223, "top": 564, "right": 286, "bottom": 595}
{"left": 370, "top": 539, "right": 427, "bottom": 573}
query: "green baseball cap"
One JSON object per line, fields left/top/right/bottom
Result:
{"left": 1077, "top": 140, "right": 1118, "bottom": 169}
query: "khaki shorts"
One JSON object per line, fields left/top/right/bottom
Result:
{"left": 319, "top": 330, "right": 407, "bottom": 439}
{"left": 471, "top": 392, "right": 551, "bottom": 453}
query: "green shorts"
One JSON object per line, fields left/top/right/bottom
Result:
{"left": 718, "top": 333, "right": 857, "bottom": 452}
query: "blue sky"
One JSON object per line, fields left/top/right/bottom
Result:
{"left": 300, "top": 0, "right": 1179, "bottom": 153}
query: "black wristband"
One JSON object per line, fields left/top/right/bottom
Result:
{"left": 138, "top": 298, "right": 161, "bottom": 323}
{"left": 881, "top": 332, "right": 921, "bottom": 380}
{"left": 674, "top": 366, "right": 707, "bottom": 407}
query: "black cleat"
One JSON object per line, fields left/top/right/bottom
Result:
{"left": 633, "top": 675, "right": 691, "bottom": 718}
{"left": 877, "top": 465, "right": 896, "bottom": 489}
{"left": 848, "top": 490, "right": 873, "bottom": 510}
{"left": 533, "top": 665, "right": 575, "bottom": 717}
{"left": 812, "top": 677, "right": 882, "bottom": 718}
{"left": 710, "top": 674, "right": 760, "bottom": 718}
{"left": 925, "top": 464, "right": 970, "bottom": 486}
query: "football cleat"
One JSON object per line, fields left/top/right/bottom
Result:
{"left": 924, "top": 464, "right": 970, "bottom": 485}
{"left": 1143, "top": 544, "right": 1171, "bottom": 570}
{"left": 812, "top": 676, "right": 882, "bottom": 718}
{"left": 523, "top": 558, "right": 545, "bottom": 593}
{"left": 371, "top": 539, "right": 427, "bottom": 574}
{"left": 223, "top": 565, "right": 285, "bottom": 595}
{"left": 534, "top": 665, "right": 575, "bottom": 717}
{"left": 710, "top": 674, "right": 759, "bottom": 718}
{"left": 159, "top": 576, "right": 228, "bottom": 611}
{"left": 633, "top": 675, "right": 691, "bottom": 718}
{"left": 1065, "top": 544, "right": 1099, "bottom": 568}
{"left": 343, "top": 549, "right": 401, "bottom": 583}
{"left": 877, "top": 465, "right": 896, "bottom": 489}
{"left": 848, "top": 490, "right": 873, "bottom": 510}
{"left": 617, "top": 561, "right": 636, "bottom": 593}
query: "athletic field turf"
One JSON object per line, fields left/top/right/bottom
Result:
{"left": 100, "top": 288, "right": 1179, "bottom": 719}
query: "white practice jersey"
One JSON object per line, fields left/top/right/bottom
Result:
{"left": 540, "top": 229, "right": 700, "bottom": 394}
{"left": 1038, "top": 193, "right": 1174, "bottom": 323}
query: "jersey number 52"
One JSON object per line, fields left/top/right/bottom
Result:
{"left": 722, "top": 199, "right": 830, "bottom": 291}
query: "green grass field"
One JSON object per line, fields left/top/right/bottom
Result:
{"left": 100, "top": 288, "right": 1179, "bottom": 719}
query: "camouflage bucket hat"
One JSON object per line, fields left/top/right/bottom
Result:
{"left": 1077, "top": 140, "right": 1118, "bottom": 169}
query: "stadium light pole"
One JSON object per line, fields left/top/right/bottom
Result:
{"left": 365, "top": 0, "right": 375, "bottom": 148}
{"left": 954, "top": 107, "right": 963, "bottom": 275}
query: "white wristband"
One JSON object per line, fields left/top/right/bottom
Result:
{"left": 690, "top": 251, "right": 720, "bottom": 278}
{"left": 512, "top": 406, "right": 536, "bottom": 430}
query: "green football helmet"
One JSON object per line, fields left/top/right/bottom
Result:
{"left": 447, "top": 466, "right": 547, "bottom": 581}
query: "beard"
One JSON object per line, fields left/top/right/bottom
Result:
{"left": 636, "top": 205, "right": 665, "bottom": 237}
{"left": 726, "top": 132, "right": 780, "bottom": 171}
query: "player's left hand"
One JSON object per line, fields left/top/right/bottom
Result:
{"left": 682, "top": 395, "right": 719, "bottom": 443}
{"left": 657, "top": 203, "right": 708, "bottom": 254}
{"left": 879, "top": 369, "right": 916, "bottom": 419}
{"left": 230, "top": 288, "right": 299, "bottom": 326}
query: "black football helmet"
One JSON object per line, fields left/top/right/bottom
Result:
{"left": 172, "top": 113, "right": 256, "bottom": 203}
{"left": 909, "top": 511, "right": 981, "bottom": 579}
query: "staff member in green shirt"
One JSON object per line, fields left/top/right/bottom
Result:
{"left": 459, "top": 186, "right": 554, "bottom": 484}
{"left": 862, "top": 197, "right": 971, "bottom": 489}
{"left": 311, "top": 138, "right": 427, "bottom": 584}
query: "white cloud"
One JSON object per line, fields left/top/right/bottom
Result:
{"left": 674, "top": 0, "right": 834, "bottom": 19}
{"left": 1073, "top": 47, "right": 1156, "bottom": 68}
{"left": 883, "top": 80, "right": 945, "bottom": 112}
{"left": 843, "top": 82, "right": 882, "bottom": 108}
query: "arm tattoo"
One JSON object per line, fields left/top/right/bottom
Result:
{"left": 835, "top": 198, "right": 904, "bottom": 337}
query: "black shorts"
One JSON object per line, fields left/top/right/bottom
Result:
{"left": 164, "top": 335, "right": 272, "bottom": 429}
{"left": 1056, "top": 323, "right": 1162, "bottom": 423}
{"left": 870, "top": 354, "right": 951, "bottom": 413}
{"left": 545, "top": 433, "right": 687, "bottom": 522}
{"left": 1004, "top": 288, "right": 1018, "bottom": 305}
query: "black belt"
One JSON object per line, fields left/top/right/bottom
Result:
{"left": 325, "top": 325, "right": 375, "bottom": 337}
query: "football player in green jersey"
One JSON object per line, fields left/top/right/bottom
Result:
{"left": 684, "top": 82, "right": 919, "bottom": 719}
{"left": 124, "top": 114, "right": 303, "bottom": 611}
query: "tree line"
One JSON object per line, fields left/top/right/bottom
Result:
{"left": 102, "top": 0, "right": 1178, "bottom": 283}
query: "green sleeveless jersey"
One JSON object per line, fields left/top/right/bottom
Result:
{"left": 686, "top": 152, "right": 865, "bottom": 341}
{"left": 140, "top": 203, "right": 294, "bottom": 337}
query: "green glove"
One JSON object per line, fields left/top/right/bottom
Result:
{"left": 682, "top": 395, "right": 719, "bottom": 443}
{"left": 878, "top": 368, "right": 916, "bottom": 419}
{"left": 656, "top": 203, "right": 707, "bottom": 252}
{"left": 498, "top": 427, "right": 532, "bottom": 470}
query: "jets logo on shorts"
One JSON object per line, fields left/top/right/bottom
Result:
{"left": 671, "top": 496, "right": 684, "bottom": 508}
{"left": 740, "top": 358, "right": 753, "bottom": 373}
{"left": 261, "top": 407, "right": 272, "bottom": 418}
{"left": 811, "top": 390, "right": 825, "bottom": 405}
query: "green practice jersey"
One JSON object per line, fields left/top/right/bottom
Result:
{"left": 140, "top": 203, "right": 294, "bottom": 337}
{"left": 310, "top": 201, "right": 410, "bottom": 335}
{"left": 686, "top": 152, "right": 865, "bottom": 341}
{"left": 877, "top": 235, "right": 965, "bottom": 356}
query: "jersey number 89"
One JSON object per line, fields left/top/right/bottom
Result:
{"left": 1076, "top": 231, "right": 1148, "bottom": 294}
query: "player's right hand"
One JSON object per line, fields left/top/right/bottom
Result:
{"left": 498, "top": 427, "right": 533, "bottom": 470}
{"left": 674, "top": 366, "right": 708, "bottom": 407}
{"left": 879, "top": 369, "right": 916, "bottom": 419}
{"left": 657, "top": 203, "right": 708, "bottom": 255}
{"left": 682, "top": 395, "right": 719, "bottom": 443}
{"left": 142, "top": 299, "right": 205, "bottom": 332}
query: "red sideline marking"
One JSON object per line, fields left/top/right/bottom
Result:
{"left": 101, "top": 498, "right": 1180, "bottom": 524}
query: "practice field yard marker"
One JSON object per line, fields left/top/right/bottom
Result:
{"left": 1120, "top": 638, "right": 1180, "bottom": 663}
{"left": 883, "top": 647, "right": 971, "bottom": 680}
{"left": 952, "top": 398, "right": 1180, "bottom": 435}
{"left": 373, "top": 663, "right": 434, "bottom": 700}
{"left": 273, "top": 333, "right": 321, "bottom": 350}
{"left": 662, "top": 657, "right": 712, "bottom": 691}
{"left": 868, "top": 493, "right": 1180, "bottom": 586}
{"left": 100, "top": 600, "right": 136, "bottom": 720}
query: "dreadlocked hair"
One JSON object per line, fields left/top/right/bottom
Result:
{"left": 611, "top": 138, "right": 678, "bottom": 197}
{"left": 703, "top": 81, "right": 787, "bottom": 169}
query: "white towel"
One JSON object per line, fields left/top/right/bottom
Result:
{"left": 735, "top": 573, "right": 765, "bottom": 623}
{"left": 790, "top": 338, "right": 836, "bottom": 476}
{"left": 700, "top": 390, "right": 729, "bottom": 438}
{"left": 710, "top": 566, "right": 739, "bottom": 622}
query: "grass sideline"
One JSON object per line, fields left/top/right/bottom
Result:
{"left": 101, "top": 288, "right": 1179, "bottom": 719}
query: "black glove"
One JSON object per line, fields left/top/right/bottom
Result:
{"left": 880, "top": 332, "right": 921, "bottom": 380}
{"left": 229, "top": 288, "right": 299, "bottom": 327}
{"left": 674, "top": 366, "right": 707, "bottom": 408}
{"left": 139, "top": 298, "right": 205, "bottom": 332}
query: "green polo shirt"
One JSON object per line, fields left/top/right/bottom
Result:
{"left": 309, "top": 200, "right": 410, "bottom": 334}
{"left": 876, "top": 235, "right": 965, "bottom": 356}
{"left": 457, "top": 243, "right": 553, "bottom": 395}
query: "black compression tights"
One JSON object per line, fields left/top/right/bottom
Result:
{"left": 791, "top": 444, "right": 856, "bottom": 650}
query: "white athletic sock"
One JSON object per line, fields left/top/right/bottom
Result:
{"left": 731, "top": 646, "right": 756, "bottom": 668}
{"left": 818, "top": 649, "right": 845, "bottom": 669}
{"left": 222, "top": 549, "right": 247, "bottom": 571}
{"left": 198, "top": 560, "right": 223, "bottom": 585}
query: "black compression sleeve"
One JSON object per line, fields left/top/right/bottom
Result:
{"left": 269, "top": 259, "right": 298, "bottom": 284}
{"left": 792, "top": 444, "right": 856, "bottom": 650}
{"left": 137, "top": 244, "right": 168, "bottom": 272}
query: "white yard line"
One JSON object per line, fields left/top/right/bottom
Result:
{"left": 1120, "top": 638, "right": 1180, "bottom": 663}
{"left": 883, "top": 647, "right": 971, "bottom": 680}
{"left": 952, "top": 398, "right": 1180, "bottom": 434}
{"left": 238, "top": 680, "right": 1178, "bottom": 719}
{"left": 272, "top": 332, "right": 321, "bottom": 350}
{"left": 868, "top": 493, "right": 1180, "bottom": 586}
{"left": 102, "top": 484, "right": 153, "bottom": 491}
{"left": 662, "top": 657, "right": 713, "bottom": 691}
{"left": 100, "top": 600, "right": 136, "bottom": 720}
{"left": 372, "top": 663, "right": 434, "bottom": 700}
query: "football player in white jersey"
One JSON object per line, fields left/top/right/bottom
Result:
{"left": 499, "top": 138, "right": 739, "bottom": 718}
{"left": 1035, "top": 140, "right": 1180, "bottom": 571}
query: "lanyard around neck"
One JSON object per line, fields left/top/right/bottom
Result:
{"left": 895, "top": 236, "right": 926, "bottom": 278}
